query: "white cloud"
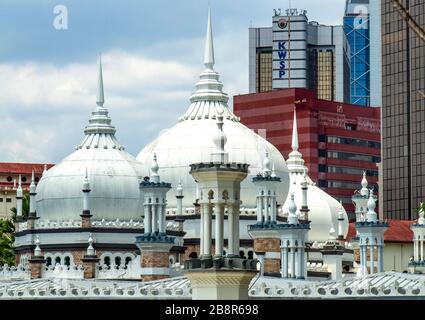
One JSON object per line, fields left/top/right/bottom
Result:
{"left": 0, "top": 32, "right": 247, "bottom": 163}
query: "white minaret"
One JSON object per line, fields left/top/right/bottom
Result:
{"left": 16, "top": 174, "right": 23, "bottom": 221}
{"left": 337, "top": 201, "right": 345, "bottom": 240}
{"left": 300, "top": 169, "right": 309, "bottom": 221}
{"left": 82, "top": 167, "right": 91, "bottom": 214}
{"left": 356, "top": 188, "right": 388, "bottom": 275}
{"left": 253, "top": 151, "right": 281, "bottom": 224}
{"left": 286, "top": 107, "right": 306, "bottom": 174}
{"left": 140, "top": 153, "right": 171, "bottom": 236}
{"left": 42, "top": 164, "right": 48, "bottom": 177}
{"left": 28, "top": 170, "right": 36, "bottom": 218}
{"left": 176, "top": 178, "right": 184, "bottom": 215}
{"left": 410, "top": 203, "right": 425, "bottom": 270}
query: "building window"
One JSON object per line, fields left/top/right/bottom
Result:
{"left": 318, "top": 164, "right": 327, "bottom": 172}
{"left": 6, "top": 176, "right": 12, "bottom": 182}
{"left": 318, "top": 149, "right": 327, "bottom": 157}
{"left": 6, "top": 198, "right": 11, "bottom": 203}
{"left": 115, "top": 256, "right": 122, "bottom": 267}
{"left": 104, "top": 256, "right": 111, "bottom": 267}
{"left": 0, "top": 198, "right": 3, "bottom": 203}
{"left": 46, "top": 257, "right": 52, "bottom": 267}
{"left": 317, "top": 50, "right": 335, "bottom": 100}
{"left": 327, "top": 151, "right": 381, "bottom": 163}
{"left": 318, "top": 180, "right": 327, "bottom": 188}
{"left": 319, "top": 135, "right": 326, "bottom": 142}
{"left": 326, "top": 136, "right": 381, "bottom": 148}
{"left": 256, "top": 49, "right": 273, "bottom": 92}
{"left": 327, "top": 166, "right": 378, "bottom": 177}
{"left": 22, "top": 177, "right": 27, "bottom": 182}
{"left": 64, "top": 256, "right": 71, "bottom": 266}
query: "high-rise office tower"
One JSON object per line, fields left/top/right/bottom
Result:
{"left": 381, "top": 0, "right": 425, "bottom": 220}
{"left": 249, "top": 8, "right": 351, "bottom": 103}
{"left": 343, "top": 0, "right": 382, "bottom": 107}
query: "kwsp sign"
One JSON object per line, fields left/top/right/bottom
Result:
{"left": 278, "top": 41, "right": 287, "bottom": 78}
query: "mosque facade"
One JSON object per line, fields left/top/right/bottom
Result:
{"left": 0, "top": 9, "right": 424, "bottom": 300}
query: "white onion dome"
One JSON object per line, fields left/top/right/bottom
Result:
{"left": 136, "top": 9, "right": 290, "bottom": 209}
{"left": 35, "top": 58, "right": 144, "bottom": 221}
{"left": 281, "top": 108, "right": 349, "bottom": 242}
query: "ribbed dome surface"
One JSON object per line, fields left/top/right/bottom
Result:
{"left": 35, "top": 60, "right": 144, "bottom": 221}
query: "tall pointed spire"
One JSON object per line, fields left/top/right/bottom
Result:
{"left": 286, "top": 107, "right": 306, "bottom": 173}
{"left": 291, "top": 107, "right": 299, "bottom": 151}
{"left": 204, "top": 6, "right": 215, "bottom": 69}
{"left": 96, "top": 54, "right": 105, "bottom": 107}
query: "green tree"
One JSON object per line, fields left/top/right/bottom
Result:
{"left": 0, "top": 194, "right": 30, "bottom": 266}
{"left": 417, "top": 202, "right": 425, "bottom": 216}
{"left": 0, "top": 218, "right": 15, "bottom": 265}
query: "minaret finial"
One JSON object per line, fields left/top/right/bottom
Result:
{"left": 150, "top": 153, "right": 160, "bottom": 183}
{"left": 271, "top": 162, "right": 277, "bottom": 178}
{"left": 87, "top": 233, "right": 95, "bottom": 256}
{"left": 288, "top": 193, "right": 298, "bottom": 224}
{"left": 96, "top": 54, "right": 105, "bottom": 107}
{"left": 366, "top": 188, "right": 377, "bottom": 222}
{"left": 204, "top": 6, "right": 215, "bottom": 69}
{"left": 263, "top": 151, "right": 271, "bottom": 176}
{"left": 292, "top": 106, "right": 299, "bottom": 151}
{"left": 211, "top": 109, "right": 229, "bottom": 163}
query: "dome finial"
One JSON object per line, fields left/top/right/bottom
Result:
{"left": 96, "top": 54, "right": 105, "bottom": 107}
{"left": 263, "top": 151, "right": 271, "bottom": 176}
{"left": 418, "top": 202, "right": 425, "bottom": 225}
{"left": 338, "top": 200, "right": 344, "bottom": 219}
{"left": 34, "top": 236, "right": 41, "bottom": 256}
{"left": 360, "top": 171, "right": 368, "bottom": 196}
{"left": 291, "top": 106, "right": 299, "bottom": 151}
{"left": 271, "top": 161, "right": 277, "bottom": 178}
{"left": 288, "top": 193, "right": 298, "bottom": 224}
{"left": 211, "top": 109, "right": 229, "bottom": 163}
{"left": 87, "top": 233, "right": 95, "bottom": 256}
{"left": 150, "top": 153, "right": 160, "bottom": 183}
{"left": 82, "top": 167, "right": 90, "bottom": 191}
{"left": 366, "top": 188, "right": 377, "bottom": 222}
{"left": 204, "top": 6, "right": 215, "bottom": 69}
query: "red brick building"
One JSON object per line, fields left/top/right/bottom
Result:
{"left": 234, "top": 88, "right": 381, "bottom": 219}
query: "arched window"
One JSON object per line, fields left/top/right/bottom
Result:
{"left": 125, "top": 257, "right": 132, "bottom": 267}
{"left": 115, "top": 256, "right": 122, "bottom": 267}
{"left": 46, "top": 257, "right": 52, "bottom": 267}
{"left": 189, "top": 252, "right": 198, "bottom": 259}
{"left": 248, "top": 251, "right": 254, "bottom": 259}
{"left": 239, "top": 250, "right": 246, "bottom": 259}
{"left": 104, "top": 256, "right": 111, "bottom": 267}
{"left": 55, "top": 256, "right": 61, "bottom": 265}
{"left": 64, "top": 256, "right": 71, "bottom": 266}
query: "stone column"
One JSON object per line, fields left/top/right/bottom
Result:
{"left": 256, "top": 197, "right": 262, "bottom": 223}
{"left": 421, "top": 238, "right": 424, "bottom": 262}
{"left": 158, "top": 202, "right": 165, "bottom": 234}
{"left": 259, "top": 196, "right": 264, "bottom": 223}
{"left": 264, "top": 196, "right": 269, "bottom": 223}
{"left": 162, "top": 203, "right": 167, "bottom": 235}
{"left": 29, "top": 256, "right": 46, "bottom": 279}
{"left": 369, "top": 245, "right": 374, "bottom": 274}
{"left": 202, "top": 203, "right": 212, "bottom": 259}
{"left": 227, "top": 204, "right": 237, "bottom": 257}
{"left": 297, "top": 245, "right": 304, "bottom": 279}
{"left": 377, "top": 244, "right": 384, "bottom": 272}
{"left": 152, "top": 204, "right": 158, "bottom": 234}
{"left": 281, "top": 246, "right": 288, "bottom": 278}
{"left": 200, "top": 205, "right": 204, "bottom": 256}
{"left": 290, "top": 244, "right": 296, "bottom": 278}
{"left": 214, "top": 204, "right": 225, "bottom": 258}
{"left": 414, "top": 238, "right": 418, "bottom": 261}
{"left": 231, "top": 203, "right": 240, "bottom": 257}
{"left": 144, "top": 204, "right": 152, "bottom": 234}
{"left": 271, "top": 198, "right": 276, "bottom": 222}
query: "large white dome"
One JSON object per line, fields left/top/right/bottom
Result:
{"left": 36, "top": 62, "right": 144, "bottom": 222}
{"left": 136, "top": 25, "right": 289, "bottom": 209}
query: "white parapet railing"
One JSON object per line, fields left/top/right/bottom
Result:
{"left": 0, "top": 265, "right": 31, "bottom": 281}
{"left": 35, "top": 220, "right": 82, "bottom": 229}
{"left": 43, "top": 264, "right": 84, "bottom": 279}
{"left": 91, "top": 219, "right": 143, "bottom": 228}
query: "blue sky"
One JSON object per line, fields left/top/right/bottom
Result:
{"left": 0, "top": 0, "right": 346, "bottom": 163}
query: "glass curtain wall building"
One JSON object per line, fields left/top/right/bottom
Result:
{"left": 344, "top": 0, "right": 371, "bottom": 106}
